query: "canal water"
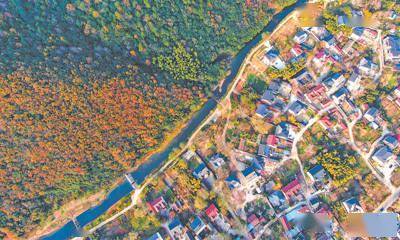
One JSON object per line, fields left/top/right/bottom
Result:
{"left": 42, "top": 1, "right": 306, "bottom": 239}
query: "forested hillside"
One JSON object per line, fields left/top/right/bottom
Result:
{"left": 0, "top": 0, "right": 289, "bottom": 237}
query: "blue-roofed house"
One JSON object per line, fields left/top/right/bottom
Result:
{"left": 307, "top": 165, "right": 328, "bottom": 183}
{"left": 337, "top": 15, "right": 349, "bottom": 26}
{"left": 358, "top": 58, "right": 378, "bottom": 77}
{"left": 322, "top": 73, "right": 346, "bottom": 95}
{"left": 294, "top": 30, "right": 308, "bottom": 44}
{"left": 258, "top": 144, "right": 282, "bottom": 161}
{"left": 190, "top": 216, "right": 209, "bottom": 237}
{"left": 364, "top": 107, "right": 379, "bottom": 122}
{"left": 193, "top": 163, "right": 211, "bottom": 180}
{"left": 255, "top": 104, "right": 273, "bottom": 119}
{"left": 209, "top": 154, "right": 225, "bottom": 169}
{"left": 342, "top": 197, "right": 364, "bottom": 213}
{"left": 372, "top": 146, "right": 395, "bottom": 165}
{"left": 332, "top": 87, "right": 349, "bottom": 104}
{"left": 288, "top": 100, "right": 307, "bottom": 116}
{"left": 275, "top": 122, "right": 296, "bottom": 141}
{"left": 262, "top": 49, "right": 286, "bottom": 70}
{"left": 147, "top": 232, "right": 164, "bottom": 240}
{"left": 383, "top": 35, "right": 400, "bottom": 63}
{"left": 383, "top": 135, "right": 399, "bottom": 150}
{"left": 225, "top": 173, "right": 241, "bottom": 189}
{"left": 241, "top": 166, "right": 262, "bottom": 192}
{"left": 347, "top": 72, "right": 362, "bottom": 93}
{"left": 268, "top": 190, "right": 287, "bottom": 209}
{"left": 261, "top": 89, "right": 275, "bottom": 105}
{"left": 168, "top": 218, "right": 189, "bottom": 240}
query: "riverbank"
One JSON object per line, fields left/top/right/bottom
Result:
{"left": 28, "top": 100, "right": 206, "bottom": 240}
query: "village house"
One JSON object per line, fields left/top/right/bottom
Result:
{"left": 304, "top": 84, "right": 332, "bottom": 109}
{"left": 280, "top": 205, "right": 311, "bottom": 239}
{"left": 182, "top": 150, "right": 196, "bottom": 161}
{"left": 294, "top": 70, "right": 313, "bottom": 88}
{"left": 313, "top": 49, "right": 335, "bottom": 69}
{"left": 168, "top": 218, "right": 190, "bottom": 240}
{"left": 205, "top": 204, "right": 230, "bottom": 232}
{"left": 307, "top": 165, "right": 327, "bottom": 183}
{"left": 190, "top": 216, "right": 210, "bottom": 238}
{"left": 364, "top": 107, "right": 378, "bottom": 122}
{"left": 342, "top": 197, "right": 364, "bottom": 213}
{"left": 275, "top": 122, "right": 296, "bottom": 141}
{"left": 258, "top": 144, "right": 284, "bottom": 161}
{"left": 268, "top": 190, "right": 287, "bottom": 210}
{"left": 281, "top": 178, "right": 303, "bottom": 202}
{"left": 225, "top": 173, "right": 241, "bottom": 189}
{"left": 261, "top": 89, "right": 275, "bottom": 105}
{"left": 288, "top": 100, "right": 307, "bottom": 117}
{"left": 270, "top": 80, "right": 292, "bottom": 99}
{"left": 337, "top": 15, "right": 349, "bottom": 26}
{"left": 322, "top": 73, "right": 346, "bottom": 96}
{"left": 193, "top": 163, "right": 212, "bottom": 180}
{"left": 358, "top": 58, "right": 378, "bottom": 77}
{"left": 205, "top": 204, "right": 219, "bottom": 222}
{"left": 148, "top": 196, "right": 168, "bottom": 214}
{"left": 247, "top": 213, "right": 266, "bottom": 238}
{"left": 346, "top": 72, "right": 362, "bottom": 93}
{"left": 209, "top": 154, "right": 225, "bottom": 169}
{"left": 263, "top": 49, "right": 286, "bottom": 70}
{"left": 372, "top": 146, "right": 396, "bottom": 167}
{"left": 293, "top": 30, "right": 308, "bottom": 44}
{"left": 331, "top": 87, "right": 349, "bottom": 104}
{"left": 240, "top": 166, "right": 262, "bottom": 193}
{"left": 383, "top": 135, "right": 399, "bottom": 150}
{"left": 147, "top": 232, "right": 164, "bottom": 240}
{"left": 383, "top": 35, "right": 400, "bottom": 63}
{"left": 290, "top": 44, "right": 304, "bottom": 58}
{"left": 319, "top": 115, "right": 335, "bottom": 131}
{"left": 255, "top": 104, "right": 274, "bottom": 119}
{"left": 350, "top": 27, "right": 378, "bottom": 45}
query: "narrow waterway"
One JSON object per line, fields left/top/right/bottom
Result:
{"left": 41, "top": 1, "right": 306, "bottom": 239}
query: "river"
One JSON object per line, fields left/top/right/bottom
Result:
{"left": 41, "top": 1, "right": 306, "bottom": 239}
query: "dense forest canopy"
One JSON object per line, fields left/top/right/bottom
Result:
{"left": 0, "top": 0, "right": 288, "bottom": 237}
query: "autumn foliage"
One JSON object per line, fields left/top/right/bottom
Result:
{"left": 0, "top": 71, "right": 202, "bottom": 236}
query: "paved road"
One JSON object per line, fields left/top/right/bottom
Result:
{"left": 374, "top": 187, "right": 400, "bottom": 212}
{"left": 343, "top": 107, "right": 394, "bottom": 191}
{"left": 291, "top": 105, "right": 335, "bottom": 208}
{"left": 87, "top": 185, "right": 144, "bottom": 234}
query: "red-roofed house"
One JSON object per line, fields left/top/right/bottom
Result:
{"left": 320, "top": 116, "right": 334, "bottom": 130}
{"left": 266, "top": 135, "right": 278, "bottom": 147}
{"left": 290, "top": 44, "right": 304, "bottom": 58}
{"left": 298, "top": 205, "right": 310, "bottom": 214}
{"left": 281, "top": 179, "right": 302, "bottom": 200}
{"left": 316, "top": 206, "right": 333, "bottom": 218}
{"left": 304, "top": 84, "right": 332, "bottom": 109}
{"left": 205, "top": 204, "right": 219, "bottom": 221}
{"left": 280, "top": 216, "right": 291, "bottom": 232}
{"left": 148, "top": 196, "right": 168, "bottom": 214}
{"left": 247, "top": 214, "right": 260, "bottom": 227}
